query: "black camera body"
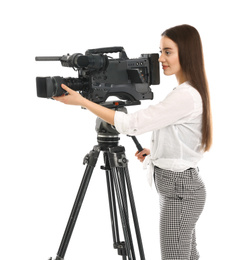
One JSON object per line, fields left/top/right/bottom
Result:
{"left": 36, "top": 47, "right": 160, "bottom": 107}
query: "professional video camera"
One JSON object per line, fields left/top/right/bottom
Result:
{"left": 35, "top": 46, "right": 160, "bottom": 108}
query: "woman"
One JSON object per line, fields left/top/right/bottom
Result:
{"left": 54, "top": 24, "right": 212, "bottom": 260}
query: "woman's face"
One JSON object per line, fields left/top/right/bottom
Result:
{"left": 159, "top": 36, "right": 185, "bottom": 84}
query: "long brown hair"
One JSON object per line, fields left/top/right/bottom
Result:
{"left": 161, "top": 24, "right": 212, "bottom": 151}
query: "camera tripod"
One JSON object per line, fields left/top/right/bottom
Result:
{"left": 49, "top": 117, "right": 146, "bottom": 260}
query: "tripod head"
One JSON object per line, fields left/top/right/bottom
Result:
{"left": 95, "top": 106, "right": 125, "bottom": 149}
{"left": 95, "top": 106, "right": 144, "bottom": 154}
{"left": 96, "top": 117, "right": 120, "bottom": 149}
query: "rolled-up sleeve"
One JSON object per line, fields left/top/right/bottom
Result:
{"left": 114, "top": 104, "right": 168, "bottom": 136}
{"left": 114, "top": 86, "right": 201, "bottom": 136}
{"left": 114, "top": 111, "right": 135, "bottom": 135}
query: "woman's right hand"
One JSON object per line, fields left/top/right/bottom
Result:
{"left": 135, "top": 148, "right": 150, "bottom": 163}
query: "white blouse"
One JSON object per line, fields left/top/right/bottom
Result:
{"left": 114, "top": 82, "right": 204, "bottom": 183}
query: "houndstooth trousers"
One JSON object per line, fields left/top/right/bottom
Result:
{"left": 154, "top": 167, "right": 206, "bottom": 260}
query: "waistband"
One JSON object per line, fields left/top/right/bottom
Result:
{"left": 154, "top": 166, "right": 199, "bottom": 179}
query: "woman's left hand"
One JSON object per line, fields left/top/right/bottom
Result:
{"left": 53, "top": 84, "right": 86, "bottom": 107}
{"left": 53, "top": 84, "right": 115, "bottom": 125}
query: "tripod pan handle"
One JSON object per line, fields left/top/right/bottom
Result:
{"left": 129, "top": 136, "right": 147, "bottom": 157}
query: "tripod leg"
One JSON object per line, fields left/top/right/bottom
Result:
{"left": 122, "top": 167, "right": 145, "bottom": 260}
{"left": 108, "top": 146, "right": 145, "bottom": 260}
{"left": 111, "top": 167, "right": 135, "bottom": 260}
{"left": 103, "top": 152, "right": 128, "bottom": 258}
{"left": 54, "top": 145, "right": 100, "bottom": 260}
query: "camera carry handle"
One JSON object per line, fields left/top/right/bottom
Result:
{"left": 86, "top": 46, "right": 128, "bottom": 59}
{"left": 48, "top": 117, "right": 146, "bottom": 260}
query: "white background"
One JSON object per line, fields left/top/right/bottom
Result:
{"left": 1, "top": 0, "right": 250, "bottom": 260}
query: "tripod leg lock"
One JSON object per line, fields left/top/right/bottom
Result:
{"left": 114, "top": 242, "right": 127, "bottom": 256}
{"left": 83, "top": 145, "right": 100, "bottom": 167}
{"left": 108, "top": 146, "right": 128, "bottom": 168}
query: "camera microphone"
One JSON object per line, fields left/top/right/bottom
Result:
{"left": 36, "top": 53, "right": 109, "bottom": 71}
{"left": 76, "top": 55, "right": 109, "bottom": 71}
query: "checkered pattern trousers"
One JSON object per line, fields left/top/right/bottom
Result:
{"left": 154, "top": 167, "right": 206, "bottom": 260}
